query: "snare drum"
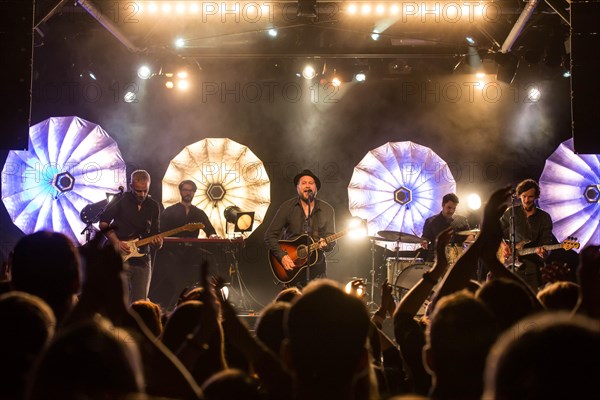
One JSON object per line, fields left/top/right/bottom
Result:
{"left": 386, "top": 257, "right": 424, "bottom": 284}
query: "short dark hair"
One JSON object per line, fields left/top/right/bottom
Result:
{"left": 442, "top": 193, "right": 459, "bottom": 205}
{"left": 516, "top": 179, "right": 540, "bottom": 198}
{"left": 178, "top": 180, "right": 197, "bottom": 192}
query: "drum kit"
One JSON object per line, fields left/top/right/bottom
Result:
{"left": 364, "top": 228, "right": 481, "bottom": 310}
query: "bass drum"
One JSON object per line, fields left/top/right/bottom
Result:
{"left": 394, "top": 263, "right": 435, "bottom": 316}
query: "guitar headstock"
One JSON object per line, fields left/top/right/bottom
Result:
{"left": 184, "top": 222, "right": 205, "bottom": 231}
{"left": 562, "top": 236, "right": 580, "bottom": 251}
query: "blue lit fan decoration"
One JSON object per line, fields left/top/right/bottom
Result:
{"left": 1, "top": 116, "right": 127, "bottom": 245}
{"left": 348, "top": 141, "right": 456, "bottom": 240}
{"left": 539, "top": 138, "right": 600, "bottom": 249}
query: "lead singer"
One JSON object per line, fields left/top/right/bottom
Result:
{"left": 264, "top": 169, "right": 336, "bottom": 288}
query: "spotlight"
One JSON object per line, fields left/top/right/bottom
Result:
{"left": 371, "top": 32, "right": 380, "bottom": 41}
{"left": 496, "top": 52, "right": 520, "bottom": 84}
{"left": 583, "top": 185, "right": 600, "bottom": 203}
{"left": 467, "top": 193, "right": 482, "bottom": 210}
{"left": 174, "top": 38, "right": 185, "bottom": 48}
{"left": 177, "top": 80, "right": 189, "bottom": 90}
{"left": 528, "top": 87, "right": 541, "bottom": 102}
{"left": 563, "top": 70, "right": 571, "bottom": 78}
{"left": 347, "top": 4, "right": 357, "bottom": 14}
{"left": 297, "top": 0, "right": 317, "bottom": 19}
{"left": 355, "top": 72, "right": 366, "bottom": 82}
{"left": 137, "top": 65, "right": 152, "bottom": 80}
{"left": 466, "top": 36, "right": 476, "bottom": 46}
{"left": 330, "top": 76, "right": 341, "bottom": 87}
{"left": 302, "top": 65, "right": 316, "bottom": 80}
{"left": 123, "top": 91, "right": 136, "bottom": 103}
{"left": 224, "top": 205, "right": 255, "bottom": 233}
{"left": 165, "top": 80, "right": 174, "bottom": 89}
{"left": 347, "top": 218, "right": 367, "bottom": 239}
{"left": 220, "top": 285, "right": 230, "bottom": 300}
{"left": 268, "top": 28, "right": 278, "bottom": 37}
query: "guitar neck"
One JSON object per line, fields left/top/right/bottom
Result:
{"left": 134, "top": 226, "right": 195, "bottom": 247}
{"left": 518, "top": 243, "right": 563, "bottom": 256}
{"left": 308, "top": 229, "right": 349, "bottom": 252}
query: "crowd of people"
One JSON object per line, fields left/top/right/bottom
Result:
{"left": 1, "top": 174, "right": 599, "bottom": 399}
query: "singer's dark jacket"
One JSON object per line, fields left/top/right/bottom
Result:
{"left": 264, "top": 196, "right": 336, "bottom": 276}
{"left": 99, "top": 192, "right": 161, "bottom": 255}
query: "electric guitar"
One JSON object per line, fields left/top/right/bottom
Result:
{"left": 121, "top": 222, "right": 204, "bottom": 262}
{"left": 269, "top": 229, "right": 348, "bottom": 283}
{"left": 499, "top": 237, "right": 580, "bottom": 267}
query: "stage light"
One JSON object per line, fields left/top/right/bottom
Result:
{"left": 347, "top": 4, "right": 357, "bottom": 14}
{"left": 563, "top": 70, "right": 571, "bottom": 78}
{"left": 268, "top": 28, "right": 278, "bottom": 37}
{"left": 137, "top": 65, "right": 152, "bottom": 79}
{"left": 175, "top": 38, "right": 185, "bottom": 48}
{"left": 371, "top": 32, "right": 380, "bottom": 41}
{"left": 297, "top": 0, "right": 317, "bottom": 18}
{"left": 528, "top": 87, "right": 541, "bottom": 102}
{"left": 466, "top": 36, "right": 476, "bottom": 46}
{"left": 224, "top": 205, "right": 255, "bottom": 233}
{"left": 355, "top": 72, "right": 366, "bottom": 82}
{"left": 177, "top": 80, "right": 189, "bottom": 90}
{"left": 347, "top": 218, "right": 367, "bottom": 239}
{"left": 331, "top": 76, "right": 341, "bottom": 87}
{"left": 302, "top": 65, "right": 316, "bottom": 79}
{"left": 176, "top": 3, "right": 185, "bottom": 13}
{"left": 376, "top": 4, "right": 385, "bottom": 14}
{"left": 177, "top": 70, "right": 188, "bottom": 79}
{"left": 123, "top": 91, "right": 136, "bottom": 103}
{"left": 148, "top": 3, "right": 157, "bottom": 13}
{"left": 361, "top": 4, "right": 371, "bottom": 14}
{"left": 190, "top": 3, "right": 199, "bottom": 13}
{"left": 165, "top": 80, "right": 174, "bottom": 89}
{"left": 467, "top": 193, "right": 482, "bottom": 210}
{"left": 162, "top": 3, "right": 172, "bottom": 13}
{"left": 390, "top": 4, "right": 399, "bottom": 15}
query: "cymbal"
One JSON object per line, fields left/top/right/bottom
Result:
{"left": 456, "top": 228, "right": 481, "bottom": 236}
{"left": 377, "top": 230, "right": 423, "bottom": 244}
{"left": 367, "top": 236, "right": 397, "bottom": 242}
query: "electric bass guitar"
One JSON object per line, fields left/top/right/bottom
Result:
{"left": 121, "top": 222, "right": 204, "bottom": 262}
{"left": 499, "top": 237, "right": 580, "bottom": 267}
{"left": 269, "top": 229, "right": 348, "bottom": 284}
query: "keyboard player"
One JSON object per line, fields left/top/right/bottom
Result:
{"left": 149, "top": 180, "right": 218, "bottom": 311}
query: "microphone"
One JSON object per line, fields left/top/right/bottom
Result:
{"left": 307, "top": 190, "right": 314, "bottom": 202}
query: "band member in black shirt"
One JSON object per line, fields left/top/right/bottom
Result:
{"left": 151, "top": 180, "right": 217, "bottom": 310}
{"left": 500, "top": 179, "right": 556, "bottom": 290}
{"left": 264, "top": 169, "right": 336, "bottom": 288}
{"left": 100, "top": 170, "right": 163, "bottom": 303}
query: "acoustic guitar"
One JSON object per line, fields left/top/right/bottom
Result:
{"left": 121, "top": 222, "right": 204, "bottom": 262}
{"left": 269, "top": 229, "right": 348, "bottom": 284}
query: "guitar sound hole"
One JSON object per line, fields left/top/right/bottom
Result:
{"left": 297, "top": 246, "right": 307, "bottom": 259}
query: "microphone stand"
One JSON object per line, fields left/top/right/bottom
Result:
{"left": 509, "top": 193, "right": 518, "bottom": 272}
{"left": 81, "top": 189, "right": 126, "bottom": 243}
{"left": 305, "top": 193, "right": 313, "bottom": 286}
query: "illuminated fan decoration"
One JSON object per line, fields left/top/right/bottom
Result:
{"left": 348, "top": 141, "right": 456, "bottom": 243}
{"left": 162, "top": 138, "right": 270, "bottom": 238}
{"left": 539, "top": 138, "right": 600, "bottom": 249}
{"left": 1, "top": 116, "right": 127, "bottom": 245}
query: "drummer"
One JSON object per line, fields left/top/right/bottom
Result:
{"left": 420, "top": 193, "right": 473, "bottom": 262}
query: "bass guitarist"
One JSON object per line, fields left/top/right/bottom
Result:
{"left": 264, "top": 169, "right": 336, "bottom": 288}
{"left": 500, "top": 178, "right": 557, "bottom": 291}
{"left": 99, "top": 169, "right": 163, "bottom": 302}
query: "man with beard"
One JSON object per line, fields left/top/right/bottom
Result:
{"left": 152, "top": 180, "right": 217, "bottom": 310}
{"left": 500, "top": 179, "right": 556, "bottom": 290}
{"left": 265, "top": 169, "right": 336, "bottom": 289}
{"left": 100, "top": 170, "right": 163, "bottom": 302}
